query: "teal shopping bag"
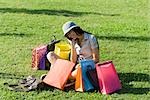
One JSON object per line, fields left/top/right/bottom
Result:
{"left": 80, "top": 59, "right": 95, "bottom": 91}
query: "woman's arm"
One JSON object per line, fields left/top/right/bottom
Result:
{"left": 70, "top": 45, "right": 77, "bottom": 63}
{"left": 69, "top": 39, "right": 77, "bottom": 63}
{"left": 92, "top": 47, "right": 99, "bottom": 63}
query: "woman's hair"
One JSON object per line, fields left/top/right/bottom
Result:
{"left": 72, "top": 27, "right": 84, "bottom": 36}
{"left": 65, "top": 27, "right": 91, "bottom": 40}
{"left": 72, "top": 27, "right": 92, "bottom": 35}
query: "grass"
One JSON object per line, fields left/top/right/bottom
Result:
{"left": 0, "top": 0, "right": 149, "bottom": 99}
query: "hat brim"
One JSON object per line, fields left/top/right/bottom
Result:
{"left": 64, "top": 25, "right": 79, "bottom": 36}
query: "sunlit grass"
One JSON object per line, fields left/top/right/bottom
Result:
{"left": 0, "top": 0, "right": 149, "bottom": 100}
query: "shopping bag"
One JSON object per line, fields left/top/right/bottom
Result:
{"left": 54, "top": 42, "right": 71, "bottom": 60}
{"left": 32, "top": 45, "right": 47, "bottom": 70}
{"left": 96, "top": 61, "right": 122, "bottom": 94}
{"left": 80, "top": 59, "right": 95, "bottom": 91}
{"left": 32, "top": 36, "right": 60, "bottom": 70}
{"left": 86, "top": 68, "right": 99, "bottom": 90}
{"left": 39, "top": 51, "right": 51, "bottom": 70}
{"left": 38, "top": 54, "right": 46, "bottom": 70}
{"left": 75, "top": 66, "right": 84, "bottom": 92}
{"left": 43, "top": 59, "right": 75, "bottom": 90}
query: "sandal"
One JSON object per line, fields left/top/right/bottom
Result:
{"left": 4, "top": 76, "right": 41, "bottom": 92}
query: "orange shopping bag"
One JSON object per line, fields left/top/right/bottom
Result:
{"left": 43, "top": 59, "right": 75, "bottom": 90}
{"left": 75, "top": 66, "right": 84, "bottom": 92}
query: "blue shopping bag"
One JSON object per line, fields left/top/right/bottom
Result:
{"left": 80, "top": 59, "right": 95, "bottom": 91}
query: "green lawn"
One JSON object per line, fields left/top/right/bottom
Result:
{"left": 0, "top": 0, "right": 149, "bottom": 100}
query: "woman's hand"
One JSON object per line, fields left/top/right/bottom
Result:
{"left": 71, "top": 39, "right": 77, "bottom": 47}
{"left": 92, "top": 48, "right": 99, "bottom": 63}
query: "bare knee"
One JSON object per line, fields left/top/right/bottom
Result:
{"left": 47, "top": 52, "right": 59, "bottom": 65}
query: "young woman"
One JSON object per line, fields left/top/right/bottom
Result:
{"left": 47, "top": 21, "right": 99, "bottom": 65}
{"left": 63, "top": 21, "right": 99, "bottom": 64}
{"left": 46, "top": 21, "right": 99, "bottom": 79}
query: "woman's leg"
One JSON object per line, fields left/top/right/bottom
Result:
{"left": 69, "top": 64, "right": 80, "bottom": 80}
{"left": 40, "top": 52, "right": 60, "bottom": 80}
{"left": 46, "top": 51, "right": 60, "bottom": 66}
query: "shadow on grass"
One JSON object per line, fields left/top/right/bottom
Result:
{"left": 36, "top": 82, "right": 55, "bottom": 92}
{"left": 0, "top": 8, "right": 120, "bottom": 17}
{"left": 118, "top": 72, "right": 150, "bottom": 94}
{"left": 37, "top": 82, "right": 75, "bottom": 92}
{"left": 0, "top": 72, "right": 25, "bottom": 79}
{"left": 0, "top": 32, "right": 34, "bottom": 37}
{"left": 0, "top": 72, "right": 54, "bottom": 92}
{"left": 95, "top": 35, "right": 150, "bottom": 42}
{"left": 1, "top": 72, "right": 149, "bottom": 94}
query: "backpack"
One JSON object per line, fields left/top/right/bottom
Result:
{"left": 47, "top": 35, "right": 60, "bottom": 52}
{"left": 45, "top": 36, "right": 60, "bottom": 70}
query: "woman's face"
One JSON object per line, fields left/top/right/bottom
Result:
{"left": 66, "top": 30, "right": 78, "bottom": 40}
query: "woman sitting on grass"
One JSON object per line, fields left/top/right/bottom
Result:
{"left": 47, "top": 21, "right": 99, "bottom": 78}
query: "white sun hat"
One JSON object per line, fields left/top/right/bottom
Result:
{"left": 62, "top": 21, "right": 79, "bottom": 36}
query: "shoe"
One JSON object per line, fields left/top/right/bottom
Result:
{"left": 4, "top": 76, "right": 41, "bottom": 92}
{"left": 64, "top": 79, "right": 75, "bottom": 88}
{"left": 64, "top": 82, "right": 75, "bottom": 88}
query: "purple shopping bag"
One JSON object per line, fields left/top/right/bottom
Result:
{"left": 39, "top": 53, "right": 46, "bottom": 70}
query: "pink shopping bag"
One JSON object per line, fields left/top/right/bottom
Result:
{"left": 32, "top": 45, "right": 47, "bottom": 70}
{"left": 43, "top": 59, "right": 75, "bottom": 90}
{"left": 96, "top": 61, "right": 122, "bottom": 94}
